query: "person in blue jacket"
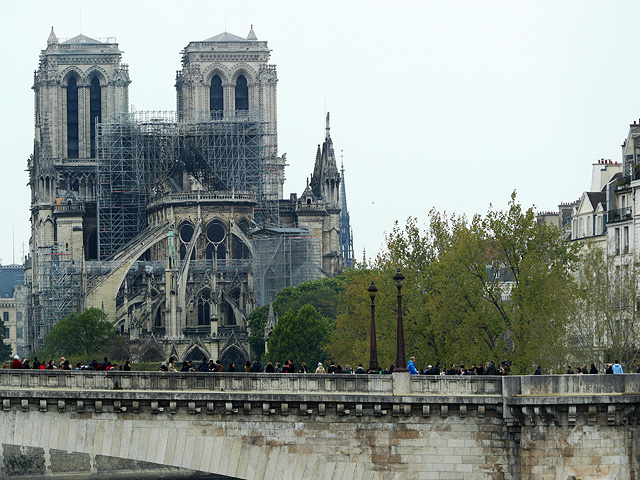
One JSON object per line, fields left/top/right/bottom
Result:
{"left": 407, "top": 356, "right": 419, "bottom": 375}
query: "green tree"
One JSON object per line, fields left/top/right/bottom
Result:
{"left": 264, "top": 304, "right": 331, "bottom": 367}
{"left": 273, "top": 277, "right": 343, "bottom": 320}
{"left": 248, "top": 304, "right": 270, "bottom": 362}
{"left": 41, "top": 308, "right": 117, "bottom": 357}
{"left": 326, "top": 193, "right": 578, "bottom": 374}
{"left": 249, "top": 277, "right": 344, "bottom": 362}
{"left": 0, "top": 316, "right": 12, "bottom": 361}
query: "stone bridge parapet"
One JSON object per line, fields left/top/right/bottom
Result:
{"left": 0, "top": 371, "right": 639, "bottom": 479}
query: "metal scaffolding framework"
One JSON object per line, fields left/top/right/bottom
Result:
{"left": 253, "top": 229, "right": 323, "bottom": 306}
{"left": 30, "top": 245, "right": 82, "bottom": 350}
{"left": 96, "top": 111, "right": 276, "bottom": 259}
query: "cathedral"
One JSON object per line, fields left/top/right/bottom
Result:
{"left": 26, "top": 26, "right": 354, "bottom": 364}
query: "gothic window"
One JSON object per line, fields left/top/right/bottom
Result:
{"left": 205, "top": 221, "right": 226, "bottom": 261}
{"left": 210, "top": 75, "right": 223, "bottom": 117}
{"left": 179, "top": 222, "right": 196, "bottom": 260}
{"left": 233, "top": 235, "right": 249, "bottom": 259}
{"left": 67, "top": 77, "right": 79, "bottom": 158}
{"left": 235, "top": 75, "right": 248, "bottom": 111}
{"left": 89, "top": 77, "right": 102, "bottom": 158}
{"left": 197, "top": 290, "right": 212, "bottom": 326}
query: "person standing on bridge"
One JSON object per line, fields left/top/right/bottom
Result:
{"left": 10, "top": 355, "right": 23, "bottom": 369}
{"left": 612, "top": 361, "right": 624, "bottom": 374}
{"left": 407, "top": 357, "right": 419, "bottom": 375}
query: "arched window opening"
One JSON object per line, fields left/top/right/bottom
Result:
{"left": 235, "top": 75, "right": 248, "bottom": 111}
{"left": 154, "top": 308, "right": 163, "bottom": 327}
{"left": 210, "top": 75, "right": 223, "bottom": 116}
{"left": 197, "top": 291, "right": 212, "bottom": 326}
{"left": 180, "top": 223, "right": 194, "bottom": 242}
{"left": 89, "top": 77, "right": 102, "bottom": 158}
{"left": 217, "top": 243, "right": 226, "bottom": 260}
{"left": 225, "top": 302, "right": 236, "bottom": 326}
{"left": 233, "top": 236, "right": 249, "bottom": 259}
{"left": 67, "top": 77, "right": 79, "bottom": 158}
{"left": 206, "top": 222, "right": 225, "bottom": 243}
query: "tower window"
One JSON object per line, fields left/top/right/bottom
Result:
{"left": 90, "top": 77, "right": 102, "bottom": 158}
{"left": 210, "top": 75, "right": 223, "bottom": 116}
{"left": 235, "top": 75, "right": 248, "bottom": 111}
{"left": 67, "top": 77, "right": 79, "bottom": 158}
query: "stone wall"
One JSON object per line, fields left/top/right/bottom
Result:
{"left": 0, "top": 371, "right": 638, "bottom": 479}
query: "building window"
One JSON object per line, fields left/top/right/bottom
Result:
{"left": 624, "top": 226, "right": 629, "bottom": 254}
{"left": 210, "top": 75, "right": 223, "bottom": 116}
{"left": 3, "top": 327, "right": 8, "bottom": 339}
{"left": 2, "top": 312, "right": 8, "bottom": 323}
{"left": 615, "top": 227, "right": 621, "bottom": 255}
{"left": 67, "top": 77, "right": 79, "bottom": 158}
{"left": 89, "top": 77, "right": 102, "bottom": 158}
{"left": 235, "top": 75, "right": 248, "bottom": 111}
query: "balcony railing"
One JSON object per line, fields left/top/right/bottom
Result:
{"left": 607, "top": 207, "right": 632, "bottom": 223}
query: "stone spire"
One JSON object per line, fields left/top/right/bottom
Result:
{"left": 339, "top": 151, "right": 354, "bottom": 269}
{"left": 310, "top": 112, "right": 340, "bottom": 204}
{"left": 47, "top": 27, "right": 58, "bottom": 46}
{"left": 247, "top": 25, "right": 257, "bottom": 41}
{"left": 264, "top": 303, "right": 277, "bottom": 353}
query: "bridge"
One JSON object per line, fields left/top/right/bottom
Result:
{"left": 0, "top": 371, "right": 639, "bottom": 479}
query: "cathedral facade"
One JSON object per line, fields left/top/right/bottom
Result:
{"left": 26, "top": 27, "right": 353, "bottom": 364}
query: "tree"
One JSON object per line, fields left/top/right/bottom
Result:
{"left": 326, "top": 193, "right": 579, "bottom": 374}
{"left": 264, "top": 304, "right": 331, "bottom": 367}
{"left": 570, "top": 245, "right": 640, "bottom": 369}
{"left": 41, "top": 308, "right": 117, "bottom": 357}
{"left": 0, "top": 316, "right": 12, "bottom": 361}
{"left": 249, "top": 277, "right": 344, "bottom": 362}
{"left": 248, "top": 304, "right": 270, "bottom": 361}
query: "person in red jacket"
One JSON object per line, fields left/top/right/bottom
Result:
{"left": 10, "top": 355, "right": 23, "bottom": 369}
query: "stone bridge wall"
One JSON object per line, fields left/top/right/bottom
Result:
{"left": 0, "top": 371, "right": 638, "bottom": 479}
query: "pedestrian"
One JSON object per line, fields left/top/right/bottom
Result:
{"left": 228, "top": 362, "right": 236, "bottom": 372}
{"left": 315, "top": 362, "right": 325, "bottom": 374}
{"left": 407, "top": 357, "right": 419, "bottom": 375}
{"left": 612, "top": 360, "right": 623, "bottom": 374}
{"left": 10, "top": 355, "right": 23, "bottom": 369}
{"left": 590, "top": 363, "right": 598, "bottom": 374}
{"left": 299, "top": 362, "right": 308, "bottom": 373}
{"left": 534, "top": 366, "right": 542, "bottom": 375}
{"left": 566, "top": 365, "right": 575, "bottom": 374}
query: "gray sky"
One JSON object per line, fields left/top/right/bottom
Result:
{"left": 1, "top": 1, "right": 639, "bottom": 266}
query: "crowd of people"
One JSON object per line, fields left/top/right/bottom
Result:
{"left": 6, "top": 355, "right": 131, "bottom": 371}
{"left": 4, "top": 353, "right": 637, "bottom": 376}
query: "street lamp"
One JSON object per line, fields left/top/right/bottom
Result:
{"left": 393, "top": 269, "right": 408, "bottom": 372}
{"left": 367, "top": 281, "right": 379, "bottom": 372}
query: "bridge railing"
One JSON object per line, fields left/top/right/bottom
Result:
{"left": 0, "top": 371, "right": 502, "bottom": 396}
{"left": 1, "top": 371, "right": 637, "bottom": 397}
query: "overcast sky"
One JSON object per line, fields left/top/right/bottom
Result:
{"left": 1, "top": 1, "right": 639, "bottom": 267}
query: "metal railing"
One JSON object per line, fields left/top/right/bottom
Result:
{"left": 607, "top": 207, "right": 632, "bottom": 223}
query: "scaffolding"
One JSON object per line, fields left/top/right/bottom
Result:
{"left": 31, "top": 245, "right": 82, "bottom": 350}
{"left": 253, "top": 228, "right": 322, "bottom": 306}
{"left": 96, "top": 111, "right": 275, "bottom": 259}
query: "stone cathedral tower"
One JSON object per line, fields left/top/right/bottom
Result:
{"left": 28, "top": 29, "right": 130, "bottom": 343}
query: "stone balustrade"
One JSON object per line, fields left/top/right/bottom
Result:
{"left": 1, "top": 370, "right": 639, "bottom": 397}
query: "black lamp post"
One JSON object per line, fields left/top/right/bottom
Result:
{"left": 393, "top": 269, "right": 408, "bottom": 372}
{"left": 367, "top": 281, "right": 379, "bottom": 372}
